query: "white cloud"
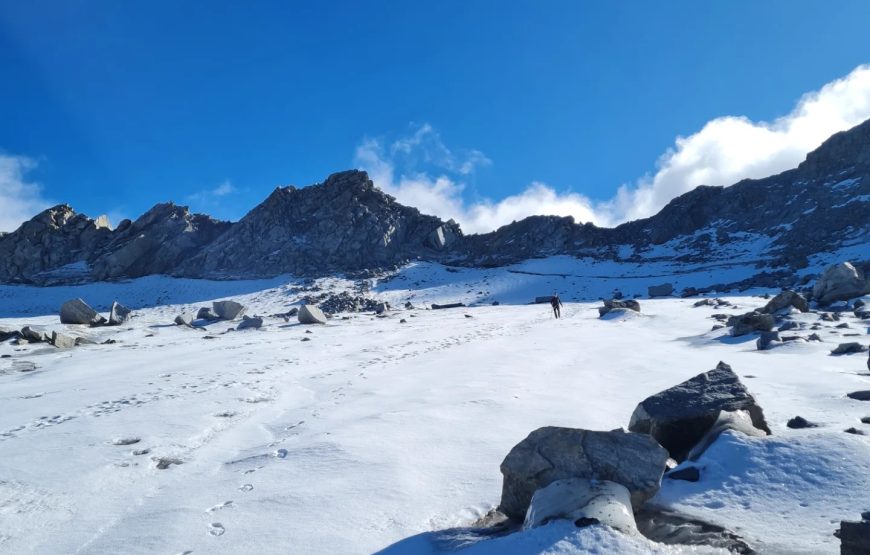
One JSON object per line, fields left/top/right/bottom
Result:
{"left": 187, "top": 179, "right": 237, "bottom": 203}
{"left": 354, "top": 127, "right": 597, "bottom": 234}
{"left": 356, "top": 64, "right": 870, "bottom": 232}
{"left": 601, "top": 64, "right": 870, "bottom": 224}
{"left": 0, "top": 153, "right": 51, "bottom": 233}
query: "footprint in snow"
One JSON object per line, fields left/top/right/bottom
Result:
{"left": 111, "top": 437, "right": 141, "bottom": 446}
{"left": 207, "top": 501, "right": 234, "bottom": 512}
{"left": 208, "top": 522, "right": 225, "bottom": 536}
{"left": 274, "top": 448, "right": 288, "bottom": 458}
{"left": 239, "top": 483, "right": 254, "bottom": 492}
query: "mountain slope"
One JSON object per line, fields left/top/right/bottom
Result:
{"left": 2, "top": 121, "right": 869, "bottom": 285}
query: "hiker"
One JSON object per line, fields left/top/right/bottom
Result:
{"left": 550, "top": 294, "right": 563, "bottom": 319}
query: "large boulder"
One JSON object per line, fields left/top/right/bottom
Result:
{"left": 213, "top": 300, "right": 246, "bottom": 320}
{"left": 523, "top": 479, "right": 637, "bottom": 533}
{"left": 760, "top": 290, "right": 809, "bottom": 314}
{"left": 108, "top": 301, "right": 132, "bottom": 325}
{"left": 60, "top": 298, "right": 105, "bottom": 326}
{"left": 498, "top": 427, "right": 669, "bottom": 521}
{"left": 51, "top": 331, "right": 76, "bottom": 349}
{"left": 727, "top": 311, "right": 775, "bottom": 336}
{"left": 598, "top": 299, "right": 641, "bottom": 317}
{"left": 298, "top": 304, "right": 327, "bottom": 325}
{"left": 812, "top": 262, "right": 870, "bottom": 304}
{"left": 648, "top": 283, "right": 674, "bottom": 298}
{"left": 628, "top": 362, "right": 770, "bottom": 462}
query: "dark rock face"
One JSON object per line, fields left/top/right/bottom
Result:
{"left": 628, "top": 362, "right": 770, "bottom": 462}
{"left": 2, "top": 119, "right": 870, "bottom": 284}
{"left": 180, "top": 170, "right": 456, "bottom": 277}
{"left": 498, "top": 426, "right": 669, "bottom": 521}
{"left": 837, "top": 518, "right": 870, "bottom": 555}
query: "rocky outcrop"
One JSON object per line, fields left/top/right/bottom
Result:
{"left": 628, "top": 362, "right": 770, "bottom": 461}
{"left": 2, "top": 118, "right": 870, "bottom": 284}
{"left": 760, "top": 290, "right": 809, "bottom": 314}
{"left": 498, "top": 426, "right": 669, "bottom": 521}
{"left": 179, "top": 170, "right": 458, "bottom": 277}
{"left": 523, "top": 479, "right": 637, "bottom": 533}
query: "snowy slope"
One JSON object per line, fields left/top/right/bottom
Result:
{"left": 1, "top": 257, "right": 869, "bottom": 554}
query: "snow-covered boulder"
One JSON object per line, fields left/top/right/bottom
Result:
{"left": 648, "top": 283, "right": 673, "bottom": 298}
{"left": 498, "top": 426, "right": 668, "bottom": 521}
{"left": 60, "top": 298, "right": 105, "bottom": 326}
{"left": 213, "top": 300, "right": 246, "bottom": 320}
{"left": 727, "top": 311, "right": 775, "bottom": 336}
{"left": 108, "top": 301, "right": 131, "bottom": 325}
{"left": 598, "top": 299, "right": 641, "bottom": 317}
{"left": 813, "top": 262, "right": 870, "bottom": 305}
{"left": 628, "top": 361, "right": 770, "bottom": 462}
{"left": 523, "top": 478, "right": 637, "bottom": 533}
{"left": 760, "top": 290, "right": 808, "bottom": 314}
{"left": 685, "top": 410, "right": 768, "bottom": 461}
{"left": 298, "top": 304, "right": 327, "bottom": 325}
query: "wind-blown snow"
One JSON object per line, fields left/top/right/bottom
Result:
{"left": 0, "top": 258, "right": 868, "bottom": 554}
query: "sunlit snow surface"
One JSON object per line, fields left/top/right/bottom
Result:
{"left": 0, "top": 256, "right": 869, "bottom": 554}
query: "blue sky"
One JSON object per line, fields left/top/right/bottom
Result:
{"left": 2, "top": 1, "right": 870, "bottom": 232}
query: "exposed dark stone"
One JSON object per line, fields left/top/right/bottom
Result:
{"left": 666, "top": 466, "right": 700, "bottom": 482}
{"left": 787, "top": 416, "right": 818, "bottom": 429}
{"left": 628, "top": 362, "right": 770, "bottom": 462}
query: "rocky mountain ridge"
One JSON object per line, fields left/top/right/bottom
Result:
{"left": 2, "top": 120, "right": 870, "bottom": 286}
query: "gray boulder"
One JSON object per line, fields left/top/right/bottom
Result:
{"left": 756, "top": 331, "right": 781, "bottom": 350}
{"left": 236, "top": 315, "right": 263, "bottom": 330}
{"left": 648, "top": 283, "right": 674, "bottom": 298}
{"left": 298, "top": 304, "right": 327, "bottom": 325}
{"left": 51, "top": 331, "right": 76, "bottom": 349}
{"left": 196, "top": 307, "right": 219, "bottom": 320}
{"left": 213, "top": 300, "right": 246, "bottom": 320}
{"left": 375, "top": 302, "right": 389, "bottom": 315}
{"left": 0, "top": 327, "right": 21, "bottom": 342}
{"left": 628, "top": 361, "right": 770, "bottom": 461}
{"left": 831, "top": 342, "right": 868, "bottom": 355}
{"left": 813, "top": 262, "right": 870, "bottom": 304}
{"left": 174, "top": 314, "right": 193, "bottom": 327}
{"left": 760, "top": 290, "right": 809, "bottom": 314}
{"left": 60, "top": 298, "right": 105, "bottom": 326}
{"left": 727, "top": 311, "right": 775, "bottom": 336}
{"left": 108, "top": 301, "right": 132, "bottom": 325}
{"left": 598, "top": 299, "right": 641, "bottom": 317}
{"left": 498, "top": 426, "right": 669, "bottom": 521}
{"left": 20, "top": 326, "right": 49, "bottom": 343}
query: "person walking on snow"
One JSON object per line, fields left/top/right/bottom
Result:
{"left": 550, "top": 293, "right": 563, "bottom": 319}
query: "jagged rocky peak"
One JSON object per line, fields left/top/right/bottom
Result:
{"left": 0, "top": 205, "right": 113, "bottom": 283}
{"left": 799, "top": 118, "right": 870, "bottom": 177}
{"left": 91, "top": 202, "right": 231, "bottom": 280}
{"left": 181, "top": 169, "right": 461, "bottom": 277}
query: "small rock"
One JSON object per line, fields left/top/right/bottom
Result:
{"left": 831, "top": 342, "right": 867, "bottom": 355}
{"left": 197, "top": 307, "right": 219, "bottom": 320}
{"left": 787, "top": 416, "right": 818, "bottom": 429}
{"left": 236, "top": 315, "right": 263, "bottom": 330}
{"left": 108, "top": 301, "right": 132, "bottom": 325}
{"left": 666, "top": 466, "right": 700, "bottom": 482}
{"left": 174, "top": 314, "right": 193, "bottom": 327}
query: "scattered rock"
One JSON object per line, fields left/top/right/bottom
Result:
{"left": 847, "top": 391, "right": 870, "bottom": 401}
{"left": 432, "top": 303, "right": 465, "bottom": 310}
{"left": 60, "top": 298, "right": 105, "bottom": 326}
{"left": 787, "top": 416, "right": 818, "bottom": 429}
{"left": 727, "top": 311, "right": 775, "bottom": 336}
{"left": 298, "top": 304, "right": 327, "bottom": 325}
{"left": 831, "top": 342, "right": 868, "bottom": 355}
{"left": 813, "top": 262, "right": 870, "bottom": 304}
{"left": 628, "top": 361, "right": 770, "bottom": 462}
{"left": 820, "top": 312, "right": 841, "bottom": 322}
{"left": 498, "top": 426, "right": 669, "bottom": 521}
{"left": 197, "top": 307, "right": 219, "bottom": 320}
{"left": 399, "top": 319, "right": 407, "bottom": 323}
{"left": 598, "top": 299, "right": 641, "bottom": 317}
{"left": 760, "top": 290, "right": 809, "bottom": 314}
{"left": 108, "top": 301, "right": 132, "bottom": 325}
{"left": 20, "top": 326, "right": 48, "bottom": 343}
{"left": 375, "top": 302, "right": 389, "bottom": 314}
{"left": 213, "top": 300, "right": 246, "bottom": 320}
{"left": 648, "top": 283, "right": 674, "bottom": 298}
{"left": 153, "top": 457, "right": 183, "bottom": 470}
{"left": 51, "top": 331, "right": 77, "bottom": 349}
{"left": 756, "top": 331, "right": 781, "bottom": 350}
{"left": 236, "top": 315, "right": 263, "bottom": 330}
{"left": 808, "top": 333, "right": 823, "bottom": 342}
{"left": 174, "top": 314, "right": 193, "bottom": 327}
{"left": 845, "top": 427, "right": 866, "bottom": 435}
{"left": 778, "top": 321, "right": 800, "bottom": 332}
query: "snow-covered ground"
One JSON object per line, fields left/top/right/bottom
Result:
{"left": 1, "top": 257, "right": 869, "bottom": 554}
